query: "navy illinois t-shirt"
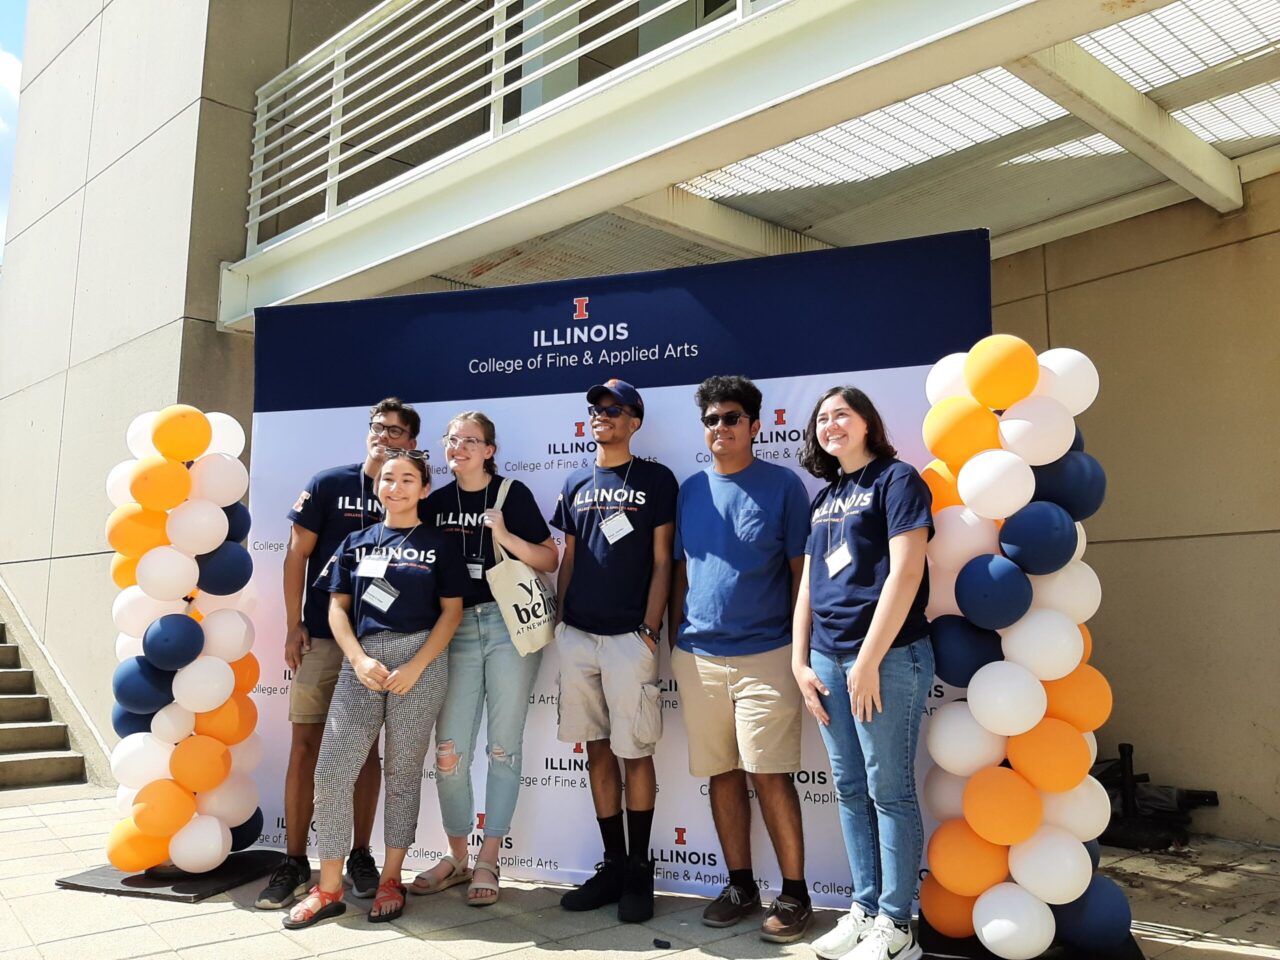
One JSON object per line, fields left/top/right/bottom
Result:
{"left": 323, "top": 523, "right": 469, "bottom": 638}
{"left": 805, "top": 457, "right": 933, "bottom": 656}
{"left": 287, "top": 463, "right": 385, "bottom": 640}
{"left": 551, "top": 458, "right": 678, "bottom": 636}
{"left": 422, "top": 476, "right": 552, "bottom": 607}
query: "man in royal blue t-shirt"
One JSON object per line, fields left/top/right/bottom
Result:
{"left": 254, "top": 398, "right": 421, "bottom": 911}
{"left": 669, "top": 376, "right": 814, "bottom": 943}
{"left": 551, "top": 378, "right": 678, "bottom": 924}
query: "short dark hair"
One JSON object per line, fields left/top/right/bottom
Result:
{"left": 799, "top": 386, "right": 898, "bottom": 482}
{"left": 369, "top": 397, "right": 421, "bottom": 439}
{"left": 694, "top": 375, "right": 762, "bottom": 421}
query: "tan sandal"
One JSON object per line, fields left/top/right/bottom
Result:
{"left": 468, "top": 859, "right": 500, "bottom": 907}
{"left": 409, "top": 853, "right": 472, "bottom": 895}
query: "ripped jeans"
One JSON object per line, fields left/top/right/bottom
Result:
{"left": 435, "top": 601, "right": 542, "bottom": 838}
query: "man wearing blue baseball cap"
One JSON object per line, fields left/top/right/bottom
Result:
{"left": 551, "top": 378, "right": 678, "bottom": 924}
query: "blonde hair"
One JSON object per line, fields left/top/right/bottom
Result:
{"left": 448, "top": 411, "right": 498, "bottom": 475}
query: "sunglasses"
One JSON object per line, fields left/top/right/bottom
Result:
{"left": 701, "top": 411, "right": 749, "bottom": 428}
{"left": 376, "top": 445, "right": 430, "bottom": 462}
{"left": 588, "top": 403, "right": 633, "bottom": 419}
{"left": 369, "top": 421, "right": 410, "bottom": 439}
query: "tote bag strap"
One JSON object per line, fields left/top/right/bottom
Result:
{"left": 489, "top": 477, "right": 514, "bottom": 563}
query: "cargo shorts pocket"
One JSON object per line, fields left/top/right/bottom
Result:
{"left": 633, "top": 682, "right": 663, "bottom": 747}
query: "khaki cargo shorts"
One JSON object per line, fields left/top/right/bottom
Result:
{"left": 556, "top": 623, "right": 663, "bottom": 759}
{"left": 289, "top": 637, "right": 345, "bottom": 724}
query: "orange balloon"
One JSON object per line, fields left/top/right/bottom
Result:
{"left": 129, "top": 456, "right": 192, "bottom": 512}
{"left": 1044, "top": 663, "right": 1113, "bottom": 733}
{"left": 106, "top": 817, "right": 170, "bottom": 873}
{"left": 195, "top": 694, "right": 258, "bottom": 745}
{"left": 132, "top": 779, "right": 197, "bottom": 838}
{"left": 229, "top": 653, "right": 260, "bottom": 695}
{"left": 111, "top": 553, "right": 139, "bottom": 589}
{"left": 964, "top": 334, "right": 1040, "bottom": 409}
{"left": 920, "top": 459, "right": 962, "bottom": 513}
{"left": 1008, "top": 717, "right": 1092, "bottom": 792}
{"left": 152, "top": 404, "right": 212, "bottom": 462}
{"left": 170, "top": 734, "right": 231, "bottom": 792}
{"left": 105, "top": 504, "right": 170, "bottom": 559}
{"left": 927, "top": 818, "right": 1009, "bottom": 897}
{"left": 920, "top": 873, "right": 977, "bottom": 938}
{"left": 963, "top": 766, "right": 1043, "bottom": 845}
{"left": 922, "top": 397, "right": 999, "bottom": 468}
{"left": 1079, "top": 623, "right": 1093, "bottom": 663}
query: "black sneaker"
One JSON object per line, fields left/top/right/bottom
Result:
{"left": 560, "top": 857, "right": 626, "bottom": 912}
{"left": 617, "top": 858, "right": 655, "bottom": 924}
{"left": 255, "top": 855, "right": 312, "bottom": 909}
{"left": 346, "top": 846, "right": 379, "bottom": 899}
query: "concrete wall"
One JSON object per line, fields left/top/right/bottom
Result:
{"left": 991, "top": 171, "right": 1280, "bottom": 844}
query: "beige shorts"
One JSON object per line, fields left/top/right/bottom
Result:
{"left": 289, "top": 637, "right": 344, "bottom": 724}
{"left": 670, "top": 644, "right": 802, "bottom": 778}
{"left": 556, "top": 623, "right": 663, "bottom": 759}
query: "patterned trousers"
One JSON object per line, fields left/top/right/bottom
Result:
{"left": 314, "top": 629, "right": 448, "bottom": 860}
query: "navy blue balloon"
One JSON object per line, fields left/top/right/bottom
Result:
{"left": 955, "top": 555, "right": 1032, "bottom": 630}
{"left": 223, "top": 502, "right": 252, "bottom": 543}
{"left": 1084, "top": 837, "right": 1102, "bottom": 871}
{"left": 112, "top": 656, "right": 175, "bottom": 714}
{"left": 930, "top": 616, "right": 1003, "bottom": 688}
{"left": 999, "top": 501, "right": 1078, "bottom": 575}
{"left": 196, "top": 541, "right": 253, "bottom": 595}
{"left": 1032, "top": 451, "right": 1107, "bottom": 521}
{"left": 1070, "top": 425, "right": 1085, "bottom": 452}
{"left": 143, "top": 614, "right": 205, "bottom": 671}
{"left": 111, "top": 702, "right": 156, "bottom": 737}
{"left": 1051, "top": 875, "right": 1131, "bottom": 950}
{"left": 230, "top": 807, "right": 264, "bottom": 852}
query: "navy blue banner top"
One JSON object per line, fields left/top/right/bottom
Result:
{"left": 254, "top": 232, "right": 991, "bottom": 413}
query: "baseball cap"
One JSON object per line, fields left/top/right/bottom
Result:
{"left": 586, "top": 378, "right": 644, "bottom": 420}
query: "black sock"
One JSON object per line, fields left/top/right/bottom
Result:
{"left": 781, "top": 877, "right": 809, "bottom": 904}
{"left": 625, "top": 807, "right": 654, "bottom": 862}
{"left": 598, "top": 813, "right": 626, "bottom": 862}
{"left": 728, "top": 868, "right": 755, "bottom": 892}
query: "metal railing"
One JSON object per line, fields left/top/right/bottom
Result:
{"left": 247, "top": 0, "right": 753, "bottom": 251}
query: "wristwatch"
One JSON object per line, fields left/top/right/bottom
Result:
{"left": 637, "top": 623, "right": 660, "bottom": 645}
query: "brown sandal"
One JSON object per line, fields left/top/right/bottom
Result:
{"left": 369, "top": 878, "right": 406, "bottom": 923}
{"left": 282, "top": 885, "right": 346, "bottom": 929}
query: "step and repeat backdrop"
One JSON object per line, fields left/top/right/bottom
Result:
{"left": 247, "top": 233, "right": 991, "bottom": 907}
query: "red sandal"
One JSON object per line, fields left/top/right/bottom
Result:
{"left": 369, "top": 878, "right": 406, "bottom": 923}
{"left": 282, "top": 885, "right": 346, "bottom": 929}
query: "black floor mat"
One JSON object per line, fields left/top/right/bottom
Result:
{"left": 55, "top": 848, "right": 278, "bottom": 903}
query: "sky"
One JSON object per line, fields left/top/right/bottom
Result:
{"left": 0, "top": 0, "right": 25, "bottom": 260}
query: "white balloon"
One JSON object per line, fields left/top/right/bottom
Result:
{"left": 1030, "top": 561, "right": 1101, "bottom": 623}
{"left": 1071, "top": 522, "right": 1087, "bottom": 562}
{"left": 1009, "top": 825, "right": 1093, "bottom": 904}
{"left": 189, "top": 453, "right": 248, "bottom": 508}
{"left": 172, "top": 656, "right": 235, "bottom": 713}
{"left": 926, "top": 701, "right": 1007, "bottom": 777}
{"left": 1000, "top": 608, "right": 1083, "bottom": 681}
{"left": 127, "top": 411, "right": 160, "bottom": 459}
{"left": 116, "top": 784, "right": 140, "bottom": 817}
{"left": 925, "top": 562, "right": 961, "bottom": 621}
{"left": 112, "top": 586, "right": 188, "bottom": 638}
{"left": 957, "top": 449, "right": 1035, "bottom": 520}
{"left": 974, "top": 882, "right": 1057, "bottom": 960}
{"left": 196, "top": 771, "right": 259, "bottom": 826}
{"left": 967, "top": 661, "right": 1047, "bottom": 736}
{"left": 200, "top": 609, "right": 255, "bottom": 662}
{"left": 1083, "top": 730, "right": 1098, "bottom": 765}
{"left": 926, "top": 352, "right": 970, "bottom": 405}
{"left": 167, "top": 499, "right": 230, "bottom": 556}
{"left": 110, "top": 732, "right": 176, "bottom": 789}
{"left": 923, "top": 766, "right": 968, "bottom": 822}
{"left": 151, "top": 703, "right": 196, "bottom": 744}
{"left": 168, "top": 814, "right": 232, "bottom": 874}
{"left": 928, "top": 507, "right": 999, "bottom": 571}
{"left": 107, "top": 460, "right": 139, "bottom": 508}
{"left": 229, "top": 732, "right": 264, "bottom": 774}
{"left": 194, "top": 580, "right": 259, "bottom": 617}
{"left": 135, "top": 546, "right": 200, "bottom": 602}
{"left": 115, "top": 632, "right": 144, "bottom": 662}
{"left": 1042, "top": 775, "right": 1110, "bottom": 841}
{"left": 998, "top": 396, "right": 1075, "bottom": 467}
{"left": 206, "top": 413, "right": 246, "bottom": 458}
{"left": 1034, "top": 348, "right": 1099, "bottom": 416}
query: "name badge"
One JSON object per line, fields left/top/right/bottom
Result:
{"left": 357, "top": 553, "right": 390, "bottom": 579}
{"left": 599, "top": 510, "right": 634, "bottom": 544}
{"left": 362, "top": 578, "right": 399, "bottom": 612}
{"left": 825, "top": 542, "right": 852, "bottom": 577}
{"left": 467, "top": 562, "right": 484, "bottom": 580}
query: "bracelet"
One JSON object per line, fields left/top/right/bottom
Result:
{"left": 637, "top": 623, "right": 660, "bottom": 644}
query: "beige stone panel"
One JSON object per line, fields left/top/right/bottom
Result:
{"left": 177, "top": 319, "right": 255, "bottom": 463}
{"left": 1046, "top": 170, "right": 1280, "bottom": 291}
{"left": 51, "top": 322, "right": 183, "bottom": 557}
{"left": 43, "top": 552, "right": 120, "bottom": 746}
{"left": 5, "top": 19, "right": 99, "bottom": 241}
{"left": 991, "top": 295, "right": 1049, "bottom": 353}
{"left": 0, "top": 560, "right": 52, "bottom": 640}
{"left": 0, "top": 374, "right": 65, "bottom": 563}
{"left": 1087, "top": 534, "right": 1280, "bottom": 844}
{"left": 991, "top": 246, "right": 1044, "bottom": 306}
{"left": 203, "top": 0, "right": 291, "bottom": 113}
{"left": 70, "top": 104, "right": 198, "bottom": 365}
{"left": 186, "top": 101, "right": 254, "bottom": 322}
{"left": 288, "top": 0, "right": 382, "bottom": 62}
{"left": 1048, "top": 233, "right": 1280, "bottom": 543}
{"left": 86, "top": 0, "right": 208, "bottom": 177}
{"left": 19, "top": 0, "right": 103, "bottom": 92}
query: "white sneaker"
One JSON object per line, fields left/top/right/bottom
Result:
{"left": 838, "top": 915, "right": 922, "bottom": 960}
{"left": 812, "top": 902, "right": 874, "bottom": 959}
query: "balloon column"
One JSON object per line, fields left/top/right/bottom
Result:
{"left": 104, "top": 406, "right": 265, "bottom": 874}
{"left": 919, "top": 338, "right": 1131, "bottom": 958}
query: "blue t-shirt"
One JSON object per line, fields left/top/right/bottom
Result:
{"left": 674, "top": 459, "right": 811, "bottom": 657}
{"left": 422, "top": 476, "right": 552, "bottom": 607}
{"left": 287, "top": 463, "right": 385, "bottom": 640}
{"left": 805, "top": 457, "right": 933, "bottom": 656}
{"left": 551, "top": 458, "right": 678, "bottom": 636}
{"left": 323, "top": 522, "right": 469, "bottom": 638}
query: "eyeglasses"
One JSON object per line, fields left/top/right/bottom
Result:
{"left": 588, "top": 403, "right": 632, "bottom": 419}
{"left": 701, "top": 411, "right": 749, "bottom": 429}
{"left": 376, "top": 445, "right": 430, "bottom": 462}
{"left": 369, "top": 421, "right": 410, "bottom": 439}
{"left": 441, "top": 435, "right": 488, "bottom": 450}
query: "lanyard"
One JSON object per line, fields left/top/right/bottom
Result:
{"left": 375, "top": 520, "right": 421, "bottom": 555}
{"left": 456, "top": 477, "right": 494, "bottom": 560}
{"left": 825, "top": 463, "right": 870, "bottom": 559}
{"left": 592, "top": 458, "right": 635, "bottom": 517}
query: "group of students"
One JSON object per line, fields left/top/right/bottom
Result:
{"left": 256, "top": 374, "right": 935, "bottom": 960}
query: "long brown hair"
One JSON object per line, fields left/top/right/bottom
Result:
{"left": 448, "top": 411, "right": 498, "bottom": 475}
{"left": 799, "top": 386, "right": 898, "bottom": 482}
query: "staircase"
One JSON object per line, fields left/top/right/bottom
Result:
{"left": 0, "top": 619, "right": 85, "bottom": 788}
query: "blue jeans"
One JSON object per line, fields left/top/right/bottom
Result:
{"left": 811, "top": 638, "right": 934, "bottom": 923}
{"left": 435, "top": 602, "right": 542, "bottom": 838}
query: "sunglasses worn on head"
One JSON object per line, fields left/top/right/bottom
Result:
{"left": 588, "top": 403, "right": 632, "bottom": 419}
{"left": 377, "top": 444, "right": 430, "bottom": 462}
{"left": 370, "top": 421, "right": 409, "bottom": 439}
{"left": 702, "top": 411, "right": 749, "bottom": 428}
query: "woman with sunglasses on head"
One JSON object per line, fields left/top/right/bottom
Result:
{"left": 284, "top": 450, "right": 468, "bottom": 930}
{"left": 413, "top": 411, "right": 559, "bottom": 906}
{"left": 792, "top": 387, "right": 934, "bottom": 960}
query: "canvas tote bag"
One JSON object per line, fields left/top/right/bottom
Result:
{"left": 485, "top": 478, "right": 558, "bottom": 656}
